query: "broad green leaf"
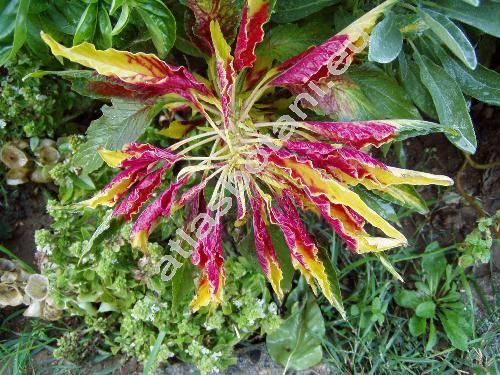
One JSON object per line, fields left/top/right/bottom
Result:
{"left": 272, "top": 0, "right": 339, "bottom": 23}
{"left": 72, "top": 175, "right": 96, "bottom": 191}
{"left": 259, "top": 23, "right": 331, "bottom": 62}
{"left": 25, "top": 14, "right": 51, "bottom": 61}
{"left": 238, "top": 223, "right": 295, "bottom": 295}
{"left": 395, "top": 290, "right": 423, "bottom": 309}
{"left": 0, "top": 0, "right": 18, "bottom": 41}
{"left": 435, "top": 47, "right": 500, "bottom": 106}
{"left": 416, "top": 300, "right": 436, "bottom": 319}
{"left": 427, "top": 0, "right": 500, "bottom": 37}
{"left": 135, "top": 0, "right": 176, "bottom": 58}
{"left": 266, "top": 299, "right": 326, "bottom": 371}
{"left": 439, "top": 310, "right": 469, "bottom": 350}
{"left": 422, "top": 242, "right": 447, "bottom": 294}
{"left": 353, "top": 187, "right": 399, "bottom": 224}
{"left": 73, "top": 1, "right": 98, "bottom": 45}
{"left": 43, "top": 0, "right": 86, "bottom": 36}
{"left": 317, "top": 247, "right": 346, "bottom": 319}
{"left": 409, "top": 315, "right": 426, "bottom": 337}
{"left": 10, "top": 0, "right": 30, "bottom": 59}
{"left": 269, "top": 225, "right": 295, "bottom": 294}
{"left": 0, "top": 0, "right": 30, "bottom": 65}
{"left": 413, "top": 52, "right": 476, "bottom": 153}
{"left": 369, "top": 11, "right": 402, "bottom": 63}
{"left": 398, "top": 52, "right": 437, "bottom": 118}
{"left": 349, "top": 64, "right": 420, "bottom": 119}
{"left": 324, "top": 77, "right": 379, "bottom": 121}
{"left": 171, "top": 256, "right": 194, "bottom": 311}
{"left": 425, "top": 320, "right": 437, "bottom": 351}
{"left": 72, "top": 99, "right": 163, "bottom": 174}
{"left": 418, "top": 9, "right": 476, "bottom": 69}
{"left": 97, "top": 3, "right": 112, "bottom": 49}
{"left": 175, "top": 33, "right": 204, "bottom": 58}
{"left": 369, "top": 183, "right": 429, "bottom": 215}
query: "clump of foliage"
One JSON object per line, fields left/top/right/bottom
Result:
{"left": 395, "top": 242, "right": 472, "bottom": 351}
{"left": 458, "top": 211, "right": 499, "bottom": 267}
{"left": 35, "top": 199, "right": 281, "bottom": 373}
{"left": 0, "top": 53, "right": 82, "bottom": 141}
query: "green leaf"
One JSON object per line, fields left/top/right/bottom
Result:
{"left": 390, "top": 119, "right": 451, "bottom": 142}
{"left": 266, "top": 298, "right": 325, "bottom": 371}
{"left": 394, "top": 185, "right": 428, "bottom": 214}
{"left": 269, "top": 225, "right": 295, "bottom": 294}
{"left": 418, "top": 8, "right": 476, "bottom": 69}
{"left": 349, "top": 64, "right": 420, "bottom": 119}
{"left": 109, "top": 0, "right": 125, "bottom": 15}
{"left": 10, "top": 0, "right": 29, "bottom": 58}
{"left": 259, "top": 23, "right": 331, "bottom": 62}
{"left": 0, "top": 0, "right": 30, "bottom": 65}
{"left": 80, "top": 210, "right": 115, "bottom": 262}
{"left": 422, "top": 242, "right": 447, "bottom": 294}
{"left": 317, "top": 247, "right": 346, "bottom": 319}
{"left": 395, "top": 290, "right": 423, "bottom": 309}
{"left": 111, "top": 1, "right": 130, "bottom": 35}
{"left": 376, "top": 253, "right": 403, "bottom": 282}
{"left": 353, "top": 187, "right": 399, "bottom": 224}
{"left": 0, "top": 0, "right": 18, "bottom": 41}
{"left": 143, "top": 329, "right": 167, "bottom": 375}
{"left": 72, "top": 175, "right": 96, "bottom": 191}
{"left": 97, "top": 3, "right": 112, "bottom": 49}
{"left": 272, "top": 0, "right": 339, "bottom": 23}
{"left": 42, "top": 0, "right": 86, "bottom": 36}
{"left": 369, "top": 11, "right": 402, "bottom": 64}
{"left": 73, "top": 1, "right": 98, "bottom": 45}
{"left": 435, "top": 47, "right": 500, "bottom": 106}
{"left": 425, "top": 320, "right": 438, "bottom": 351}
{"left": 398, "top": 52, "right": 437, "bottom": 118}
{"left": 427, "top": 0, "right": 500, "bottom": 38}
{"left": 72, "top": 99, "right": 162, "bottom": 174}
{"left": 416, "top": 300, "right": 436, "bottom": 319}
{"left": 439, "top": 310, "right": 469, "bottom": 350}
{"left": 171, "top": 256, "right": 194, "bottom": 311}
{"left": 135, "top": 0, "right": 176, "bottom": 58}
{"left": 325, "top": 77, "right": 379, "bottom": 121}
{"left": 413, "top": 52, "right": 476, "bottom": 153}
{"left": 409, "top": 315, "right": 427, "bottom": 337}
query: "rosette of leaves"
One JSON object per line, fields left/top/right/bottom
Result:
{"left": 395, "top": 242, "right": 473, "bottom": 351}
{"left": 34, "top": 0, "right": 460, "bottom": 316}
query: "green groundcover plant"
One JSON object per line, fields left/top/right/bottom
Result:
{"left": 1, "top": 0, "right": 499, "bottom": 373}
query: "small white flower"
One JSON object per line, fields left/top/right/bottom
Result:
{"left": 201, "top": 346, "right": 210, "bottom": 355}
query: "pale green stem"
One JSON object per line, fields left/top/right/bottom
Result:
{"left": 178, "top": 135, "right": 220, "bottom": 155}
{"left": 169, "top": 131, "right": 218, "bottom": 151}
